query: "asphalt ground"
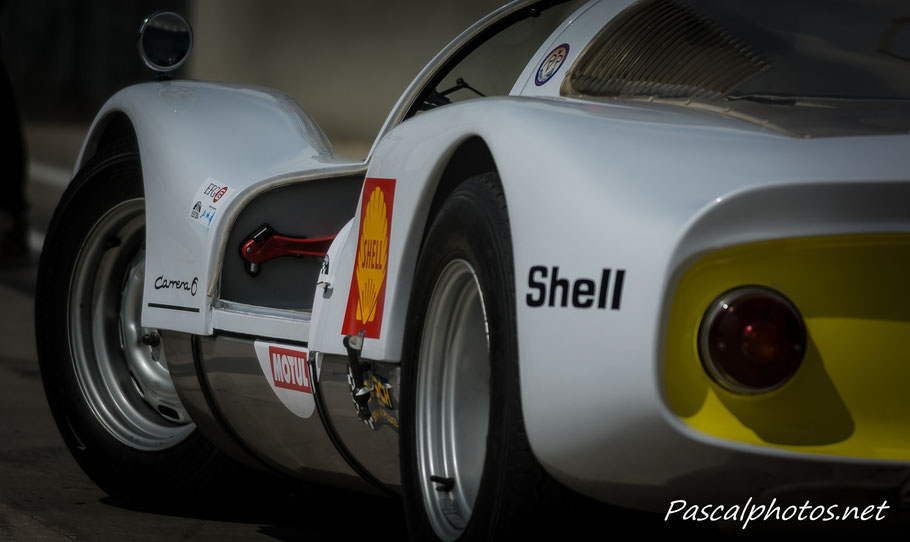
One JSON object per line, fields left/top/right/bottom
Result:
{"left": 0, "top": 277, "right": 403, "bottom": 541}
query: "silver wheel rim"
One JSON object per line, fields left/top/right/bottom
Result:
{"left": 67, "top": 198, "right": 194, "bottom": 451}
{"left": 417, "top": 259, "right": 491, "bottom": 541}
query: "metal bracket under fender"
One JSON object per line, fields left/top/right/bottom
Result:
{"left": 315, "top": 352, "right": 402, "bottom": 490}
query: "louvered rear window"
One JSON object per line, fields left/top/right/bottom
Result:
{"left": 562, "top": 0, "right": 910, "bottom": 102}
{"left": 563, "top": 0, "right": 767, "bottom": 99}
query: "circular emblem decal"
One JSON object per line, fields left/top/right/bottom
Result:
{"left": 535, "top": 43, "right": 570, "bottom": 86}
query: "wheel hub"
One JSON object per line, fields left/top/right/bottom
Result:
{"left": 119, "top": 254, "right": 192, "bottom": 424}
{"left": 68, "top": 199, "right": 194, "bottom": 451}
{"left": 416, "top": 259, "right": 491, "bottom": 541}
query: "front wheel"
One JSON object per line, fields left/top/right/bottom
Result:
{"left": 400, "top": 174, "right": 552, "bottom": 541}
{"left": 36, "top": 151, "right": 229, "bottom": 500}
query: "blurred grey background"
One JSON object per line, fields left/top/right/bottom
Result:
{"left": 0, "top": 0, "right": 507, "bottom": 264}
{"left": 0, "top": 3, "right": 504, "bottom": 538}
{"left": 1, "top": 0, "right": 504, "bottom": 163}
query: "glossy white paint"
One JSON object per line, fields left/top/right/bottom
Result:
{"left": 76, "top": 81, "right": 361, "bottom": 334}
{"left": 314, "top": 92, "right": 910, "bottom": 502}
{"left": 70, "top": 0, "right": 910, "bottom": 508}
{"left": 307, "top": 219, "right": 354, "bottom": 353}
{"left": 211, "top": 302, "right": 309, "bottom": 342}
{"left": 511, "top": 0, "right": 630, "bottom": 97}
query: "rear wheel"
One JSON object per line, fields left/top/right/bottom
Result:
{"left": 401, "top": 174, "right": 552, "bottom": 541}
{"left": 416, "top": 258, "right": 490, "bottom": 539}
{"left": 36, "top": 150, "right": 228, "bottom": 499}
{"left": 68, "top": 197, "right": 194, "bottom": 449}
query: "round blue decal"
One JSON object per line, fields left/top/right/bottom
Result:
{"left": 535, "top": 43, "right": 570, "bottom": 86}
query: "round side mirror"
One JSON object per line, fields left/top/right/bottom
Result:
{"left": 138, "top": 11, "right": 193, "bottom": 73}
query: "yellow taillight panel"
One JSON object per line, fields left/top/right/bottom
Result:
{"left": 664, "top": 234, "right": 910, "bottom": 460}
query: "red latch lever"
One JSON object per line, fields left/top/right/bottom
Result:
{"left": 240, "top": 224, "right": 335, "bottom": 276}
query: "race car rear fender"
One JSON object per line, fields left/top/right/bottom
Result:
{"left": 75, "top": 81, "right": 359, "bottom": 335}
{"left": 311, "top": 96, "right": 910, "bottom": 492}
{"left": 315, "top": 95, "right": 910, "bottom": 363}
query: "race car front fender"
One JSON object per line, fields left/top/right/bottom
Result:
{"left": 76, "top": 81, "right": 353, "bottom": 334}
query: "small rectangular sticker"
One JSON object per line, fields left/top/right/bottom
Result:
{"left": 188, "top": 177, "right": 231, "bottom": 229}
{"left": 269, "top": 345, "right": 312, "bottom": 393}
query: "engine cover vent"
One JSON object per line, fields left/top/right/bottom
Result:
{"left": 562, "top": 0, "right": 768, "bottom": 100}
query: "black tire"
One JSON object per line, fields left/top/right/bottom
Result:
{"left": 35, "top": 150, "right": 230, "bottom": 501}
{"left": 400, "top": 173, "right": 553, "bottom": 541}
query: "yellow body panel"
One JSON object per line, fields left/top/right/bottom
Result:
{"left": 664, "top": 234, "right": 910, "bottom": 460}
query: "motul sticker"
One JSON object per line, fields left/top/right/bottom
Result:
{"left": 188, "top": 177, "right": 232, "bottom": 230}
{"left": 253, "top": 341, "right": 315, "bottom": 419}
{"left": 342, "top": 178, "right": 396, "bottom": 339}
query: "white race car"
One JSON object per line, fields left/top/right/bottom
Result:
{"left": 35, "top": 0, "right": 910, "bottom": 539}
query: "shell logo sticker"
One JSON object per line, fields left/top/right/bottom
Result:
{"left": 535, "top": 43, "right": 570, "bottom": 86}
{"left": 343, "top": 178, "right": 396, "bottom": 339}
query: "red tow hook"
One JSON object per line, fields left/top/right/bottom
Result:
{"left": 240, "top": 224, "right": 335, "bottom": 276}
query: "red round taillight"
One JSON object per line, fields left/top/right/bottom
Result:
{"left": 698, "top": 287, "right": 806, "bottom": 394}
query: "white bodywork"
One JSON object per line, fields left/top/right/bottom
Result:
{"left": 75, "top": 0, "right": 910, "bottom": 506}
{"left": 76, "top": 82, "right": 361, "bottom": 336}
{"left": 321, "top": 97, "right": 910, "bottom": 502}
